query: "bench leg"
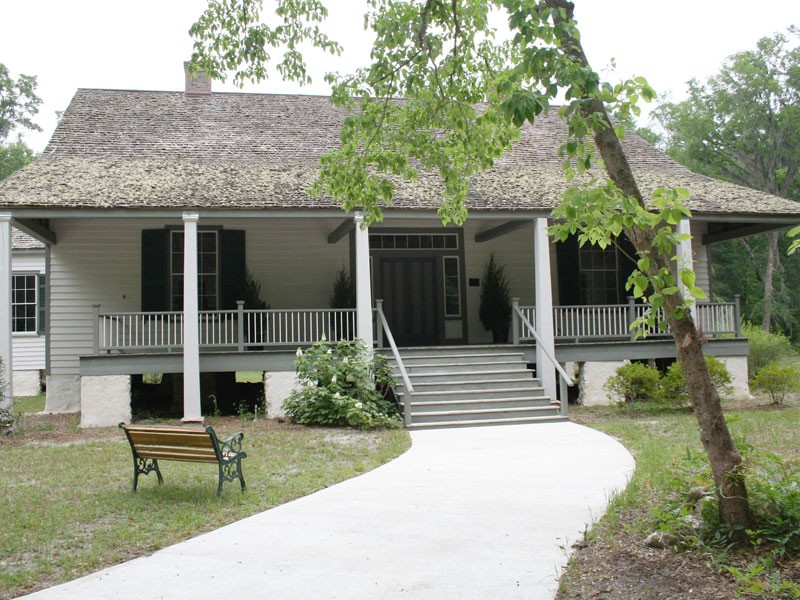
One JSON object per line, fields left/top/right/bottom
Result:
{"left": 217, "top": 460, "right": 246, "bottom": 498}
{"left": 132, "top": 457, "right": 163, "bottom": 493}
{"left": 237, "top": 459, "right": 246, "bottom": 493}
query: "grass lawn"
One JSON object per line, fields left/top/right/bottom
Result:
{"left": 559, "top": 394, "right": 800, "bottom": 598}
{"left": 0, "top": 404, "right": 410, "bottom": 598}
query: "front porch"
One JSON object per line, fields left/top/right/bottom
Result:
{"left": 1, "top": 210, "right": 747, "bottom": 426}
{"left": 77, "top": 300, "right": 748, "bottom": 427}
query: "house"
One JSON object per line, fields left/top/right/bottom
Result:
{"left": 1, "top": 64, "right": 798, "bottom": 427}
{"left": 10, "top": 228, "right": 46, "bottom": 396}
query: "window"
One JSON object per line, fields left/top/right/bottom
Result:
{"left": 170, "top": 230, "right": 219, "bottom": 310}
{"left": 443, "top": 256, "right": 461, "bottom": 317}
{"left": 12, "top": 274, "right": 38, "bottom": 333}
{"left": 579, "top": 244, "right": 619, "bottom": 305}
{"left": 369, "top": 233, "right": 459, "bottom": 250}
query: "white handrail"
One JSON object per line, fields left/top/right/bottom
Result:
{"left": 514, "top": 305, "right": 574, "bottom": 387}
{"left": 375, "top": 300, "right": 414, "bottom": 426}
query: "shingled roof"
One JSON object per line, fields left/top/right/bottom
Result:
{"left": 0, "top": 88, "right": 798, "bottom": 219}
{"left": 12, "top": 228, "right": 45, "bottom": 250}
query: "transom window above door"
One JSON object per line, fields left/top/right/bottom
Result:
{"left": 369, "top": 233, "right": 458, "bottom": 250}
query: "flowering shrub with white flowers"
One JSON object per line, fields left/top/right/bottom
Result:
{"left": 283, "top": 337, "right": 400, "bottom": 429}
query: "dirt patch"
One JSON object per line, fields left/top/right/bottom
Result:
{"left": 557, "top": 510, "right": 742, "bottom": 600}
{"left": 0, "top": 413, "right": 305, "bottom": 447}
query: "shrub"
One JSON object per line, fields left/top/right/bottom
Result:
{"left": 742, "top": 322, "right": 792, "bottom": 378}
{"left": 329, "top": 268, "right": 355, "bottom": 309}
{"left": 283, "top": 338, "right": 400, "bottom": 429}
{"left": 604, "top": 362, "right": 662, "bottom": 404}
{"left": 751, "top": 362, "right": 800, "bottom": 405}
{"left": 479, "top": 253, "right": 512, "bottom": 343}
{"left": 660, "top": 356, "right": 733, "bottom": 405}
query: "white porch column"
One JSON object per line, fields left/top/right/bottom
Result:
{"left": 0, "top": 214, "right": 12, "bottom": 408}
{"left": 677, "top": 218, "right": 694, "bottom": 312}
{"left": 534, "top": 217, "right": 557, "bottom": 401}
{"left": 182, "top": 212, "right": 202, "bottom": 422}
{"left": 354, "top": 212, "right": 374, "bottom": 346}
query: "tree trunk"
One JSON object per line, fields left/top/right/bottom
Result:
{"left": 761, "top": 231, "right": 780, "bottom": 332}
{"left": 546, "top": 0, "right": 752, "bottom": 534}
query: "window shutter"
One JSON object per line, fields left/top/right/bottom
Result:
{"left": 37, "top": 274, "right": 46, "bottom": 335}
{"left": 141, "top": 229, "right": 169, "bottom": 311}
{"left": 219, "top": 229, "right": 246, "bottom": 310}
{"left": 556, "top": 235, "right": 581, "bottom": 306}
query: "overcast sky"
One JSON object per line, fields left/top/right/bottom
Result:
{"left": 2, "top": 0, "right": 797, "bottom": 152}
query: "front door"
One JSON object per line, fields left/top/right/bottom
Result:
{"left": 379, "top": 257, "right": 438, "bottom": 346}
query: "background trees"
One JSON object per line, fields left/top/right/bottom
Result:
{"left": 654, "top": 28, "right": 800, "bottom": 336}
{"left": 0, "top": 62, "right": 41, "bottom": 180}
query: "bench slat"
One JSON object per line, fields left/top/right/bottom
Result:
{"left": 136, "top": 450, "right": 220, "bottom": 463}
{"left": 127, "top": 432, "right": 215, "bottom": 449}
{"left": 124, "top": 426, "right": 208, "bottom": 435}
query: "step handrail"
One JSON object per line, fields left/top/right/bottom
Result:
{"left": 375, "top": 300, "right": 414, "bottom": 426}
{"left": 513, "top": 305, "right": 574, "bottom": 388}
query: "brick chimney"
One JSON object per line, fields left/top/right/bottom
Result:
{"left": 184, "top": 61, "right": 212, "bottom": 95}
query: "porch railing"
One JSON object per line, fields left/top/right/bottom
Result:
{"left": 515, "top": 296, "right": 741, "bottom": 343}
{"left": 93, "top": 304, "right": 357, "bottom": 354}
{"left": 375, "top": 299, "right": 414, "bottom": 427}
{"left": 512, "top": 304, "right": 574, "bottom": 416}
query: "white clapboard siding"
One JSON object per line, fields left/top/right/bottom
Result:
{"left": 223, "top": 218, "right": 350, "bottom": 310}
{"left": 48, "top": 217, "right": 350, "bottom": 375}
{"left": 48, "top": 218, "right": 148, "bottom": 374}
{"left": 12, "top": 335, "right": 45, "bottom": 370}
{"left": 463, "top": 220, "right": 536, "bottom": 344}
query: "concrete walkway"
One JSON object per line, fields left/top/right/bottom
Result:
{"left": 24, "top": 422, "right": 634, "bottom": 600}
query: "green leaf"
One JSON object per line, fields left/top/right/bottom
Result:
{"left": 680, "top": 269, "right": 696, "bottom": 288}
{"left": 689, "top": 286, "right": 708, "bottom": 299}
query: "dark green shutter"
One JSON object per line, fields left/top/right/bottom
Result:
{"left": 37, "top": 274, "right": 46, "bottom": 335}
{"left": 556, "top": 235, "right": 581, "bottom": 305}
{"left": 141, "top": 229, "right": 169, "bottom": 311}
{"left": 219, "top": 229, "right": 246, "bottom": 310}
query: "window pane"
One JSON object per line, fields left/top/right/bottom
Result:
{"left": 171, "top": 231, "right": 184, "bottom": 252}
{"left": 199, "top": 252, "right": 216, "bottom": 274}
{"left": 11, "top": 275, "right": 37, "bottom": 332}
{"left": 446, "top": 296, "right": 460, "bottom": 315}
{"left": 445, "top": 235, "right": 457, "bottom": 249}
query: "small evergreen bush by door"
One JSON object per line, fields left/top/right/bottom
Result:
{"left": 329, "top": 268, "right": 355, "bottom": 308}
{"left": 479, "top": 254, "right": 512, "bottom": 343}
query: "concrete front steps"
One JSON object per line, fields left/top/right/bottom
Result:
{"left": 383, "top": 346, "right": 566, "bottom": 429}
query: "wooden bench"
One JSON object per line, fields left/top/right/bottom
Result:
{"left": 119, "top": 423, "right": 247, "bottom": 498}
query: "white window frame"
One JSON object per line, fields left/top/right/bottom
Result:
{"left": 12, "top": 273, "right": 38, "bottom": 334}
{"left": 170, "top": 229, "right": 219, "bottom": 311}
{"left": 578, "top": 244, "right": 619, "bottom": 305}
{"left": 442, "top": 256, "right": 462, "bottom": 318}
